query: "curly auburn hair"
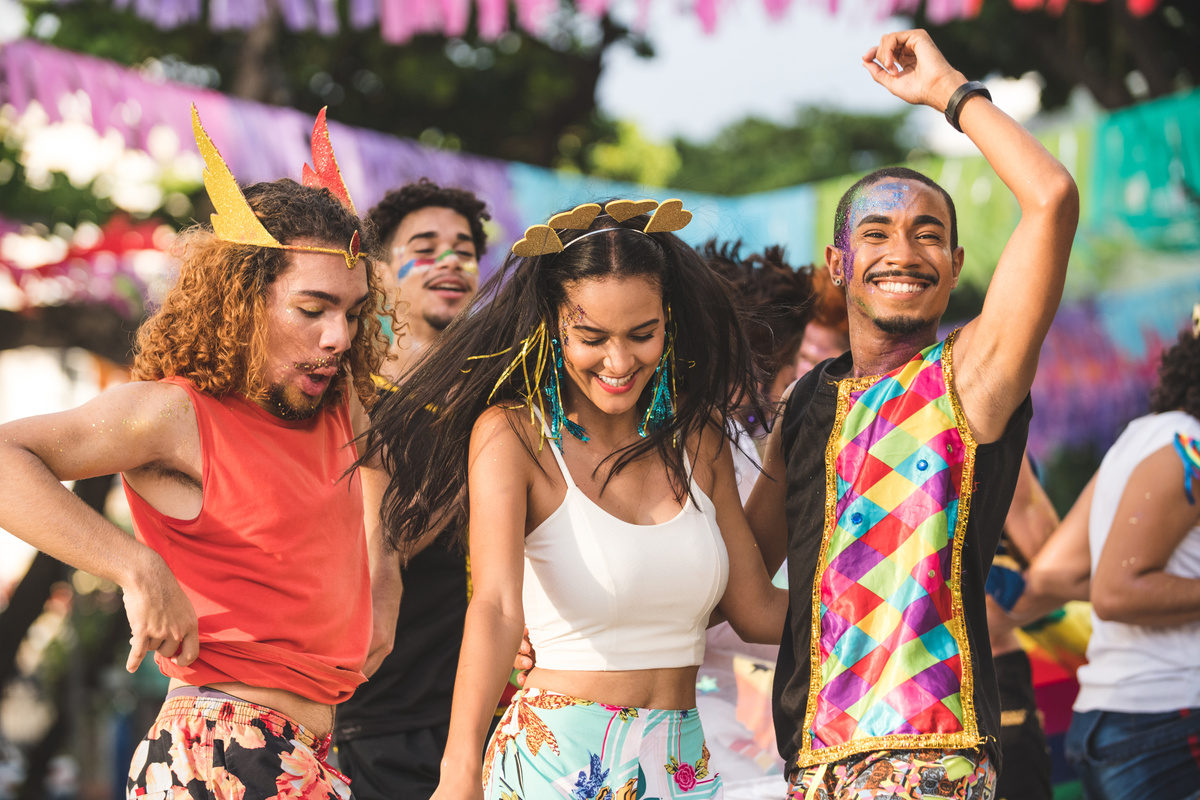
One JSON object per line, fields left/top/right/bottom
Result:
{"left": 700, "top": 239, "right": 816, "bottom": 384}
{"left": 367, "top": 178, "right": 490, "bottom": 255}
{"left": 132, "top": 179, "right": 388, "bottom": 409}
{"left": 1150, "top": 326, "right": 1200, "bottom": 419}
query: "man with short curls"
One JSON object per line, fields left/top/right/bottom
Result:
{"left": 369, "top": 177, "right": 489, "bottom": 382}
{"left": 0, "top": 178, "right": 390, "bottom": 799}
{"left": 334, "top": 178, "right": 491, "bottom": 800}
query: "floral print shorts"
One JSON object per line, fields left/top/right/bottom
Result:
{"left": 787, "top": 748, "right": 995, "bottom": 800}
{"left": 126, "top": 693, "right": 351, "bottom": 800}
{"left": 484, "top": 687, "right": 722, "bottom": 799}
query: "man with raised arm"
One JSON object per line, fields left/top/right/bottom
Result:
{"left": 745, "top": 30, "right": 1079, "bottom": 797}
{"left": 0, "top": 112, "right": 390, "bottom": 799}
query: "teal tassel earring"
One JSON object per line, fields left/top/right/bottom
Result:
{"left": 639, "top": 305, "right": 677, "bottom": 438}
{"left": 546, "top": 337, "right": 589, "bottom": 449}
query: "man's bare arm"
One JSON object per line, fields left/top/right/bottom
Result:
{"left": 1026, "top": 474, "right": 1095, "bottom": 606}
{"left": 863, "top": 30, "right": 1079, "bottom": 443}
{"left": 1004, "top": 455, "right": 1060, "bottom": 564}
{"left": 350, "top": 392, "right": 402, "bottom": 677}
{"left": 0, "top": 381, "right": 200, "bottom": 671}
{"left": 744, "top": 397, "right": 791, "bottom": 575}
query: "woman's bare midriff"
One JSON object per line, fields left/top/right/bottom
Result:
{"left": 167, "top": 679, "right": 335, "bottom": 738}
{"left": 524, "top": 665, "right": 700, "bottom": 711}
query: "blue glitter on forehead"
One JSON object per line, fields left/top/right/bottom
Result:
{"left": 837, "top": 182, "right": 918, "bottom": 283}
{"left": 851, "top": 181, "right": 913, "bottom": 220}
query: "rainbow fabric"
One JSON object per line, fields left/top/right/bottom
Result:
{"left": 1174, "top": 432, "right": 1200, "bottom": 505}
{"left": 801, "top": 334, "right": 981, "bottom": 767}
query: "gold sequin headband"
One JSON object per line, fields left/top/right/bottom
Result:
{"left": 191, "top": 104, "right": 362, "bottom": 269}
{"left": 511, "top": 199, "right": 693, "bottom": 257}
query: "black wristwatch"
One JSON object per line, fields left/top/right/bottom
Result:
{"left": 944, "top": 81, "right": 992, "bottom": 132}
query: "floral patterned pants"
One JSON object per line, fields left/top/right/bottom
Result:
{"left": 484, "top": 687, "right": 723, "bottom": 799}
{"left": 126, "top": 693, "right": 351, "bottom": 800}
{"left": 787, "top": 749, "right": 995, "bottom": 800}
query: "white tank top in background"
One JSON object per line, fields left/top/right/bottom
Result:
{"left": 522, "top": 410, "right": 730, "bottom": 671}
{"left": 1074, "top": 410, "right": 1200, "bottom": 714}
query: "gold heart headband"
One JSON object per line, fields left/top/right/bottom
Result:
{"left": 1193, "top": 302, "right": 1199, "bottom": 338}
{"left": 511, "top": 199, "right": 693, "bottom": 258}
{"left": 191, "top": 104, "right": 362, "bottom": 269}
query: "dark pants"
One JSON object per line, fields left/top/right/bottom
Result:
{"left": 335, "top": 723, "right": 450, "bottom": 800}
{"left": 1066, "top": 707, "right": 1200, "bottom": 800}
{"left": 994, "top": 649, "right": 1052, "bottom": 800}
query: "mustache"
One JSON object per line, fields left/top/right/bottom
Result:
{"left": 866, "top": 269, "right": 939, "bottom": 285}
{"left": 294, "top": 355, "right": 342, "bottom": 371}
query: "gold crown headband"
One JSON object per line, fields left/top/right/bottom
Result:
{"left": 511, "top": 199, "right": 693, "bottom": 257}
{"left": 191, "top": 104, "right": 362, "bottom": 269}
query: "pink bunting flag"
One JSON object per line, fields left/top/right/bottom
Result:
{"left": 476, "top": 0, "right": 509, "bottom": 40}
{"left": 695, "top": 0, "right": 719, "bottom": 34}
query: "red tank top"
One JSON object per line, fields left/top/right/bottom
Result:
{"left": 122, "top": 377, "right": 371, "bottom": 704}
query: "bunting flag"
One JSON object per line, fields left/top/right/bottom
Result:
{"left": 2, "top": 39, "right": 1198, "bottom": 466}
{"left": 57, "top": 0, "right": 1166, "bottom": 43}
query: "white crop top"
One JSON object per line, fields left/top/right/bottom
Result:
{"left": 523, "top": 412, "right": 730, "bottom": 671}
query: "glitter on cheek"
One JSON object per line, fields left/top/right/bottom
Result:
{"left": 561, "top": 304, "right": 586, "bottom": 326}
{"left": 835, "top": 222, "right": 855, "bottom": 283}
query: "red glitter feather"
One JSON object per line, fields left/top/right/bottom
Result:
{"left": 302, "top": 107, "right": 356, "bottom": 214}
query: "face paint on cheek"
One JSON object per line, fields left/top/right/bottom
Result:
{"left": 396, "top": 259, "right": 417, "bottom": 281}
{"left": 396, "top": 258, "right": 436, "bottom": 281}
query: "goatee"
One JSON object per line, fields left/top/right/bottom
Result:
{"left": 873, "top": 314, "right": 934, "bottom": 336}
{"left": 265, "top": 383, "right": 321, "bottom": 421}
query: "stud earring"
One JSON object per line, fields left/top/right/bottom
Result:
{"left": 833, "top": 277, "right": 843, "bottom": 287}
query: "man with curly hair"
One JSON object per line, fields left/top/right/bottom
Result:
{"left": 0, "top": 178, "right": 390, "bottom": 799}
{"left": 334, "top": 179, "right": 492, "bottom": 800}
{"left": 370, "top": 178, "right": 490, "bottom": 382}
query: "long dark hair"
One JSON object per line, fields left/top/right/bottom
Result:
{"left": 362, "top": 208, "right": 763, "bottom": 554}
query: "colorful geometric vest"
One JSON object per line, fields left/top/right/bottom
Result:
{"left": 798, "top": 332, "right": 984, "bottom": 767}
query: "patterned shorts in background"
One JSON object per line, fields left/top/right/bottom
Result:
{"left": 484, "top": 687, "right": 723, "bottom": 799}
{"left": 126, "top": 695, "right": 351, "bottom": 800}
{"left": 787, "top": 748, "right": 995, "bottom": 800}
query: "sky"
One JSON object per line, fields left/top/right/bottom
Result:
{"left": 0, "top": 0, "right": 1042, "bottom": 152}
{"left": 595, "top": 0, "right": 911, "bottom": 142}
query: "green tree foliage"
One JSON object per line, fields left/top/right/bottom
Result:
{"left": 916, "top": 0, "right": 1197, "bottom": 110}
{"left": 24, "top": 0, "right": 652, "bottom": 167}
{"left": 669, "top": 107, "right": 912, "bottom": 195}
{"left": 585, "top": 120, "right": 681, "bottom": 186}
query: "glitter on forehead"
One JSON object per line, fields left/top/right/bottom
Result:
{"left": 561, "top": 304, "right": 586, "bottom": 326}
{"left": 836, "top": 181, "right": 918, "bottom": 284}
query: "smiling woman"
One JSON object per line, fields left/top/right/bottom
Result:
{"left": 361, "top": 200, "right": 791, "bottom": 800}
